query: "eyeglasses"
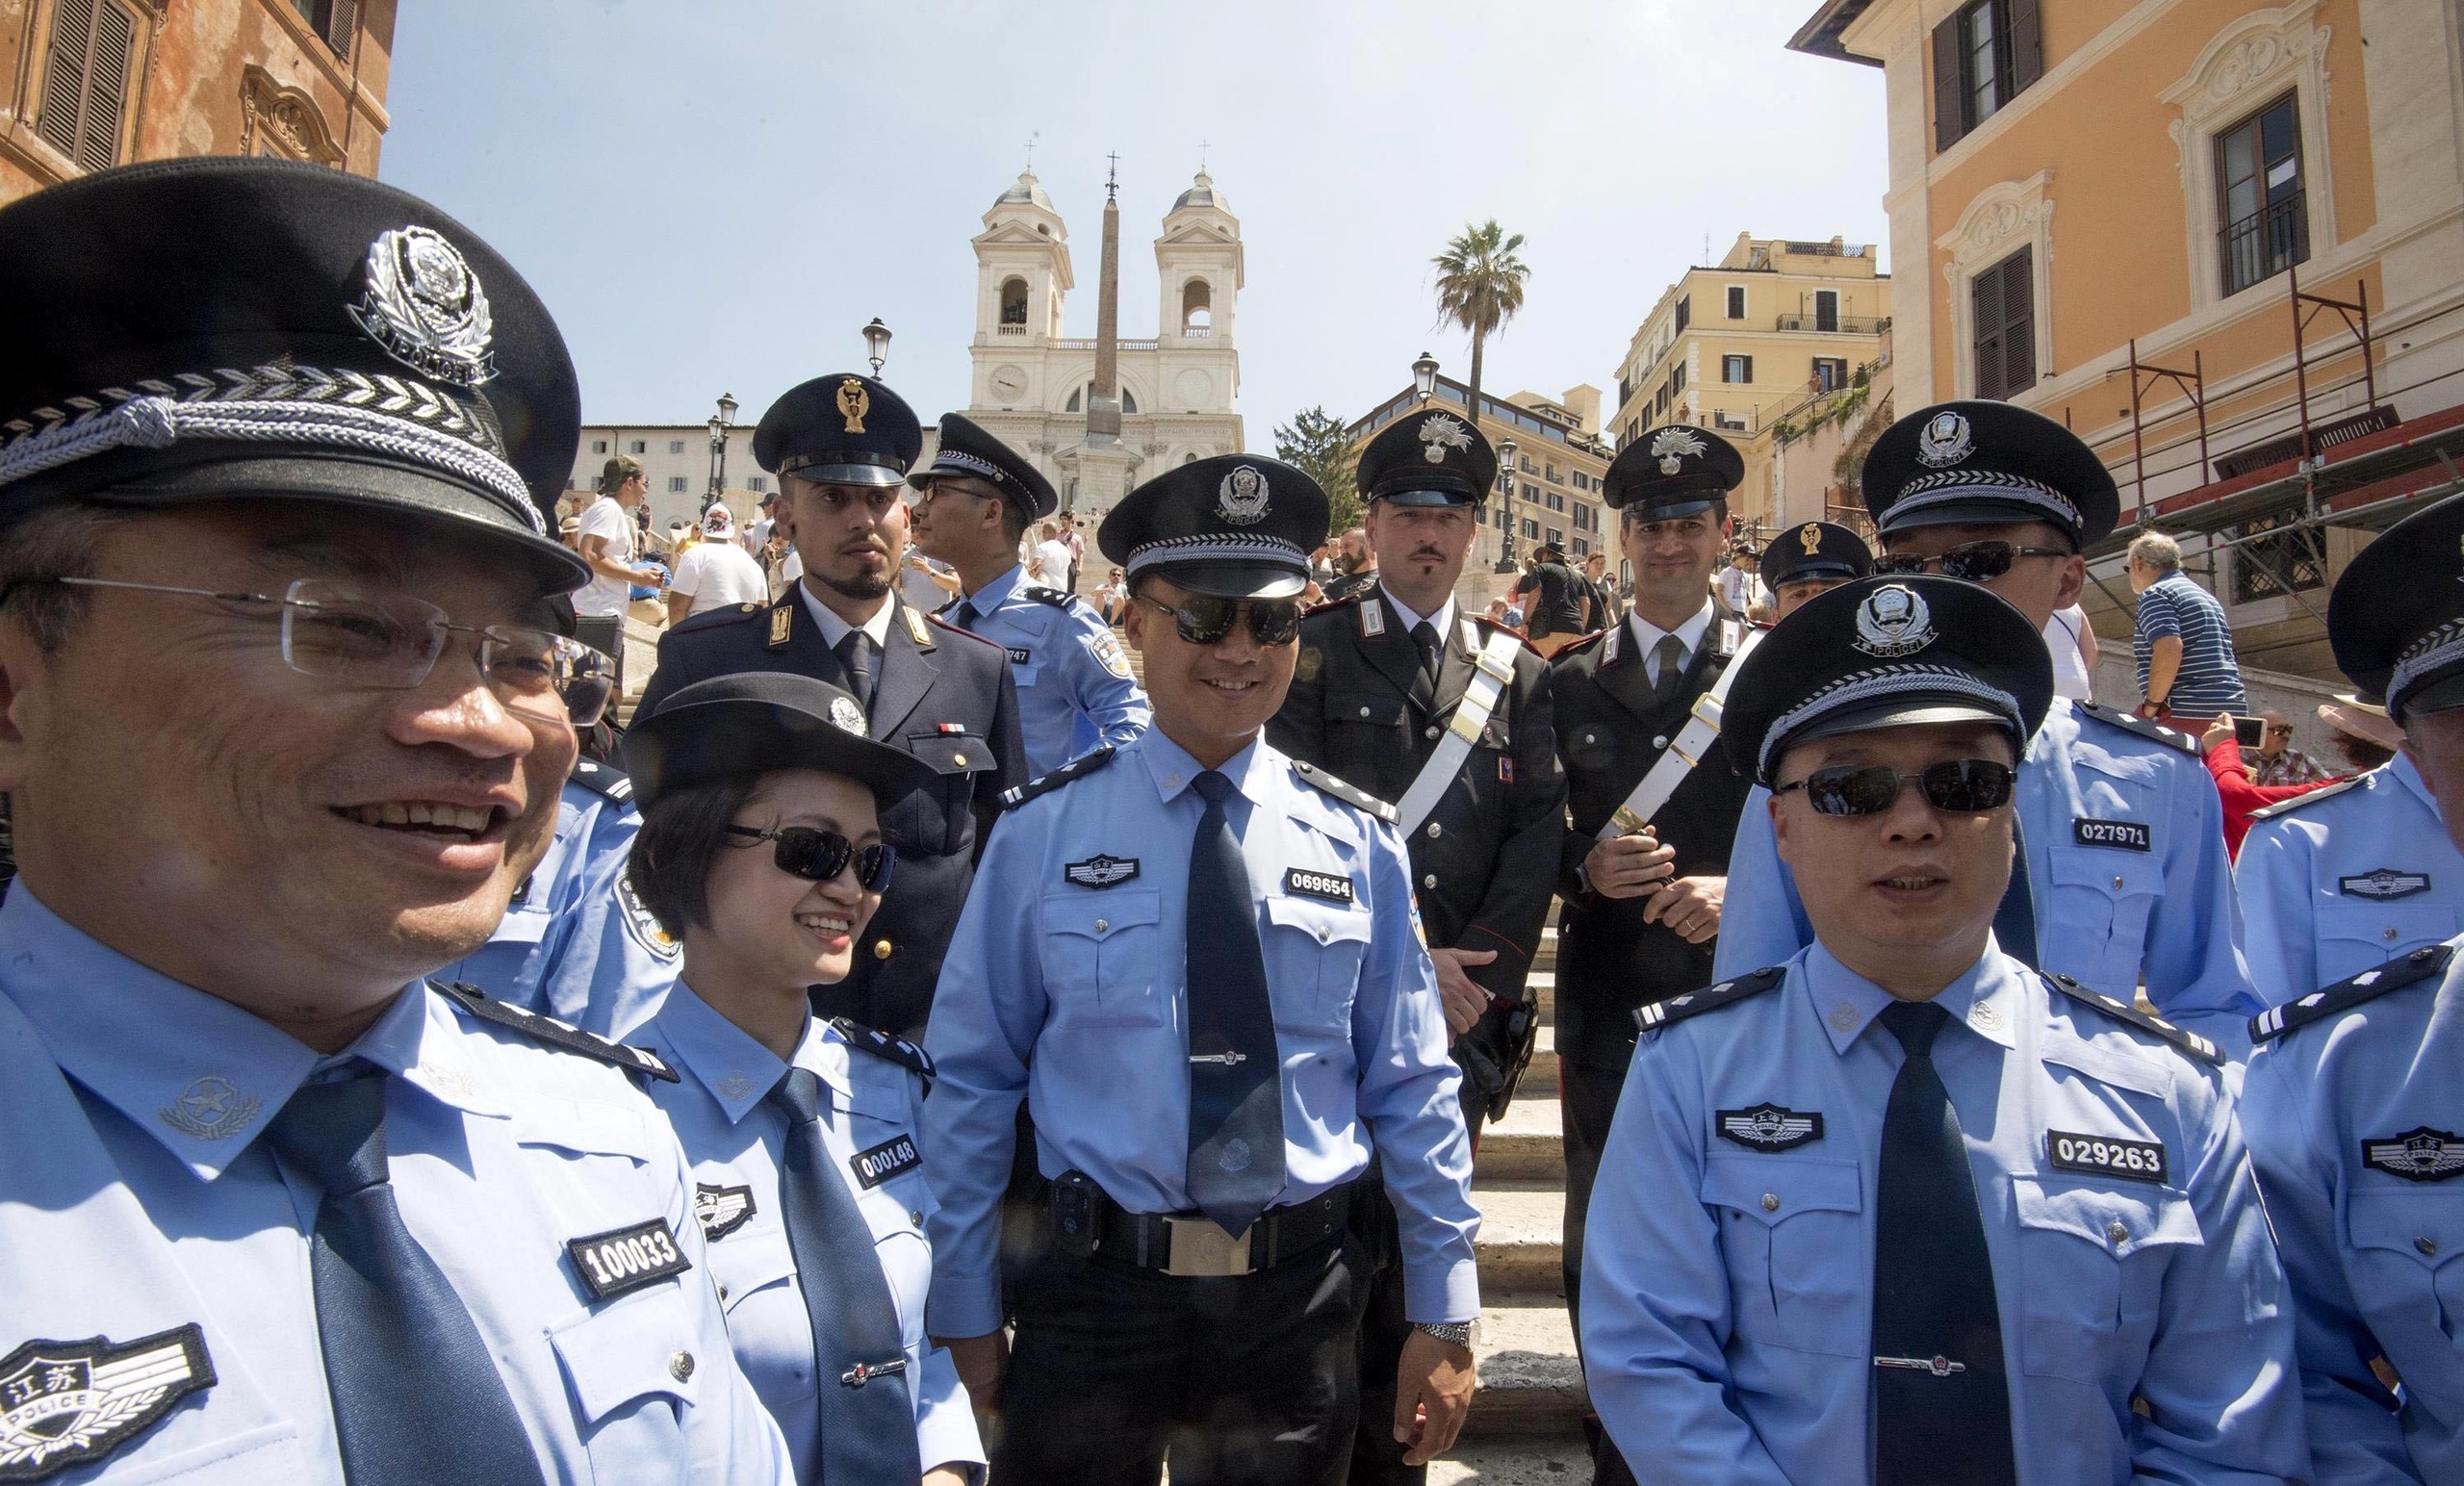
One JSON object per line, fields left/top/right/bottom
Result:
{"left": 1135, "top": 593, "right": 1302, "bottom": 647}
{"left": 11, "top": 576, "right": 615, "bottom": 727}
{"left": 725, "top": 825, "right": 895, "bottom": 890}
{"left": 1773, "top": 758, "right": 2016, "bottom": 817}
{"left": 1874, "top": 542, "right": 2070, "bottom": 583}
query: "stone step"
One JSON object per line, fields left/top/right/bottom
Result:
{"left": 1476, "top": 1090, "right": 1563, "bottom": 1184}
{"left": 1472, "top": 1183, "right": 1566, "bottom": 1294}
{"left": 1460, "top": 1292, "right": 1589, "bottom": 1441}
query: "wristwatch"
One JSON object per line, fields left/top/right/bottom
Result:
{"left": 1412, "top": 1321, "right": 1473, "bottom": 1347}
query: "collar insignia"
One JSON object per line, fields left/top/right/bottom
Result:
{"left": 348, "top": 226, "right": 497, "bottom": 387}
{"left": 768, "top": 604, "right": 793, "bottom": 648}
{"left": 157, "top": 1076, "right": 259, "bottom": 1141}
{"left": 1218, "top": 464, "right": 1270, "bottom": 525}
{"left": 904, "top": 605, "right": 931, "bottom": 645}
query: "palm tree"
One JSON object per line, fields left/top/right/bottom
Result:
{"left": 1431, "top": 219, "right": 1531, "bottom": 447}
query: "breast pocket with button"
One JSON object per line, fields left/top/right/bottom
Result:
{"left": 2345, "top": 1188, "right": 2464, "bottom": 1358}
{"left": 548, "top": 1285, "right": 703, "bottom": 1486}
{"left": 1702, "top": 1155, "right": 1865, "bottom": 1357}
{"left": 2046, "top": 851, "right": 2162, "bottom": 990}
{"left": 1040, "top": 888, "right": 1166, "bottom": 1026}
{"left": 1263, "top": 894, "right": 1373, "bottom": 1037}
{"left": 2010, "top": 1174, "right": 2202, "bottom": 1383}
{"left": 703, "top": 1227, "right": 816, "bottom": 1405}
{"left": 2317, "top": 904, "right": 2460, "bottom": 986}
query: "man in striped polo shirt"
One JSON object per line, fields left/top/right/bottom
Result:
{"left": 2127, "top": 529, "right": 2246, "bottom": 722}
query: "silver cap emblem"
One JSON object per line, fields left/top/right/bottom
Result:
{"left": 1217, "top": 464, "right": 1270, "bottom": 525}
{"left": 1915, "top": 411, "right": 1973, "bottom": 468}
{"left": 349, "top": 226, "right": 498, "bottom": 387}
{"left": 1418, "top": 414, "right": 1473, "bottom": 465}
{"left": 1852, "top": 583, "right": 1937, "bottom": 657}
{"left": 1649, "top": 426, "right": 1708, "bottom": 476}
{"left": 831, "top": 696, "right": 868, "bottom": 733}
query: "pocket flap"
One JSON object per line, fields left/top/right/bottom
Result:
{"left": 1266, "top": 894, "right": 1373, "bottom": 945}
{"left": 705, "top": 1229, "right": 799, "bottom": 1314}
{"left": 2013, "top": 1174, "right": 2201, "bottom": 1258}
{"left": 550, "top": 1288, "right": 699, "bottom": 1422}
{"left": 1043, "top": 887, "right": 1162, "bottom": 939}
{"left": 1338, "top": 697, "right": 1409, "bottom": 727}
{"left": 908, "top": 734, "right": 999, "bottom": 776}
{"left": 2347, "top": 1189, "right": 2464, "bottom": 1268}
{"left": 2320, "top": 903, "right": 2460, "bottom": 949}
{"left": 511, "top": 1100, "right": 663, "bottom": 1163}
{"left": 2049, "top": 851, "right": 2160, "bottom": 897}
{"left": 1701, "top": 1154, "right": 1861, "bottom": 1227}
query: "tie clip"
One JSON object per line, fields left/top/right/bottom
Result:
{"left": 1189, "top": 1051, "right": 1249, "bottom": 1066}
{"left": 840, "top": 1357, "right": 909, "bottom": 1388}
{"left": 1873, "top": 1355, "right": 1966, "bottom": 1377}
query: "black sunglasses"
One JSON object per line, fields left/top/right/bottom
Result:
{"left": 1135, "top": 593, "right": 1302, "bottom": 647}
{"left": 726, "top": 825, "right": 895, "bottom": 890}
{"left": 1774, "top": 759, "right": 2016, "bottom": 817}
{"left": 1874, "top": 542, "right": 2070, "bottom": 583}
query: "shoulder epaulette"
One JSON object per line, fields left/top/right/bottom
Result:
{"left": 435, "top": 981, "right": 680, "bottom": 1082}
{"left": 1292, "top": 759, "right": 1399, "bottom": 824}
{"left": 1633, "top": 966, "right": 1786, "bottom": 1033}
{"left": 1303, "top": 592, "right": 1366, "bottom": 617}
{"left": 2251, "top": 942, "right": 2455, "bottom": 1044}
{"left": 926, "top": 611, "right": 1006, "bottom": 648}
{"left": 1020, "top": 585, "right": 1078, "bottom": 609}
{"left": 2074, "top": 702, "right": 2201, "bottom": 756}
{"left": 1470, "top": 614, "right": 1541, "bottom": 653}
{"left": 567, "top": 755, "right": 634, "bottom": 805}
{"left": 829, "top": 1015, "right": 936, "bottom": 1088}
{"left": 1000, "top": 745, "right": 1116, "bottom": 809}
{"left": 670, "top": 601, "right": 769, "bottom": 637}
{"left": 1550, "top": 628, "right": 1606, "bottom": 660}
{"left": 2247, "top": 771, "right": 2370, "bottom": 823}
{"left": 2040, "top": 972, "right": 2222, "bottom": 1064}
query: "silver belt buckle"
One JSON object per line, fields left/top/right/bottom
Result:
{"left": 1164, "top": 1215, "right": 1254, "bottom": 1277}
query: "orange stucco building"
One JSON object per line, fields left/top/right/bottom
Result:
{"left": 1, "top": 0, "right": 396, "bottom": 204}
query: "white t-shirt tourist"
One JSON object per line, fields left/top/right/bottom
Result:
{"left": 574, "top": 497, "right": 637, "bottom": 617}
{"left": 667, "top": 540, "right": 770, "bottom": 619}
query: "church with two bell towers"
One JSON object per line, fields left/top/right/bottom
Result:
{"left": 961, "top": 166, "right": 1245, "bottom": 527}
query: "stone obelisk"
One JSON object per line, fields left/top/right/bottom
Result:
{"left": 1065, "top": 154, "right": 1140, "bottom": 534}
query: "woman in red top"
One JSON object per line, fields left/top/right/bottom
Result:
{"left": 2200, "top": 698, "right": 2401, "bottom": 856}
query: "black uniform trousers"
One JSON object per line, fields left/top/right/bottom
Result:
{"left": 998, "top": 1235, "right": 1373, "bottom": 1486}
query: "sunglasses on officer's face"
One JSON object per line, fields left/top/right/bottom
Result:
{"left": 1773, "top": 759, "right": 2016, "bottom": 817}
{"left": 1874, "top": 541, "right": 2069, "bottom": 583}
{"left": 1135, "top": 593, "right": 1302, "bottom": 647}
{"left": 725, "top": 825, "right": 896, "bottom": 891}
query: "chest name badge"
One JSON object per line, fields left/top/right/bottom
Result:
{"left": 692, "top": 1183, "right": 756, "bottom": 1243}
{"left": 0, "top": 1324, "right": 215, "bottom": 1479}
{"left": 1284, "top": 867, "right": 1356, "bottom": 905}
{"left": 1717, "top": 1104, "right": 1823, "bottom": 1152}
{"left": 2046, "top": 1130, "right": 2169, "bottom": 1185}
{"left": 2363, "top": 1126, "right": 2464, "bottom": 1182}
{"left": 1006, "top": 647, "right": 1033, "bottom": 665}
{"left": 1065, "top": 854, "right": 1142, "bottom": 889}
{"left": 567, "top": 1218, "right": 692, "bottom": 1301}
{"left": 2343, "top": 868, "right": 2432, "bottom": 901}
{"left": 2072, "top": 818, "right": 2151, "bottom": 852}
{"left": 851, "top": 1134, "right": 922, "bottom": 1190}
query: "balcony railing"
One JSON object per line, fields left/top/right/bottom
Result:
{"left": 994, "top": 323, "right": 1027, "bottom": 336}
{"left": 1775, "top": 314, "right": 1890, "bottom": 334}
{"left": 2220, "top": 191, "right": 2308, "bottom": 297}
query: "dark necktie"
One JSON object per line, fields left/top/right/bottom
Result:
{"left": 835, "top": 629, "right": 877, "bottom": 715}
{"left": 1651, "top": 633, "right": 1687, "bottom": 708}
{"left": 1993, "top": 817, "right": 2040, "bottom": 971}
{"left": 767, "top": 1068, "right": 925, "bottom": 1483}
{"left": 1409, "top": 620, "right": 1442, "bottom": 711}
{"left": 1872, "top": 1001, "right": 2017, "bottom": 1486}
{"left": 946, "top": 600, "right": 979, "bottom": 632}
{"left": 1184, "top": 770, "right": 1287, "bottom": 1237}
{"left": 265, "top": 1070, "right": 546, "bottom": 1486}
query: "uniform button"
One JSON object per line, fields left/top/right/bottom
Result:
{"left": 717, "top": 1283, "right": 731, "bottom": 1301}
{"left": 1426, "top": 822, "right": 1443, "bottom": 839}
{"left": 2419, "top": 1236, "right": 2440, "bottom": 1257}
{"left": 2113, "top": 876, "right": 2125, "bottom": 890}
{"left": 1583, "top": 732, "right": 1597, "bottom": 745}
{"left": 1653, "top": 734, "right": 1669, "bottom": 750}
{"left": 2386, "top": 927, "right": 2401, "bottom": 941}
{"left": 1093, "top": 919, "right": 1109, "bottom": 935}
{"left": 873, "top": 939, "right": 893, "bottom": 961}
{"left": 911, "top": 1210, "right": 925, "bottom": 1227}
{"left": 1317, "top": 925, "right": 1331, "bottom": 943}
{"left": 1425, "top": 725, "right": 1441, "bottom": 740}
{"left": 2106, "top": 1220, "right": 2129, "bottom": 1246}
{"left": 1760, "top": 1192, "right": 1780, "bottom": 1213}
{"left": 1424, "top": 874, "right": 1439, "bottom": 889}
{"left": 669, "top": 1351, "right": 696, "bottom": 1381}
{"left": 1359, "top": 706, "right": 1372, "bottom": 718}
{"left": 954, "top": 752, "right": 967, "bottom": 767}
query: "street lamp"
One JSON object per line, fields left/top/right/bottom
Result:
{"left": 862, "top": 318, "right": 892, "bottom": 376}
{"left": 705, "top": 391, "right": 737, "bottom": 510}
{"left": 1495, "top": 435, "right": 1520, "bottom": 575}
{"left": 1411, "top": 351, "right": 1440, "bottom": 404}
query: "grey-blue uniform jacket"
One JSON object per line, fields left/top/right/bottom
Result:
{"left": 943, "top": 563, "right": 1147, "bottom": 775}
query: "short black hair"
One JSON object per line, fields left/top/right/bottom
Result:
{"left": 626, "top": 772, "right": 761, "bottom": 939}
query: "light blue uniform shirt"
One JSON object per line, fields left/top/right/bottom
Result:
{"left": 2235, "top": 756, "right": 2463, "bottom": 1007}
{"left": 922, "top": 730, "right": 1479, "bottom": 1338}
{"left": 2243, "top": 938, "right": 2464, "bottom": 1484}
{"left": 1716, "top": 697, "right": 2263, "bottom": 1054}
{"left": 632, "top": 983, "right": 984, "bottom": 1484}
{"left": 0, "top": 886, "right": 793, "bottom": 1485}
{"left": 946, "top": 563, "right": 1146, "bottom": 776}
{"left": 1583, "top": 939, "right": 2306, "bottom": 1484}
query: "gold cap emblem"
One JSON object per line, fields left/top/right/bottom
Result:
{"left": 1798, "top": 523, "right": 1822, "bottom": 556}
{"left": 836, "top": 377, "right": 870, "bottom": 434}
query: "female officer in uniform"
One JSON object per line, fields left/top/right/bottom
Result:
{"left": 620, "top": 672, "right": 985, "bottom": 1485}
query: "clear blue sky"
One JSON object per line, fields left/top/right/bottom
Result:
{"left": 382, "top": 0, "right": 1888, "bottom": 441}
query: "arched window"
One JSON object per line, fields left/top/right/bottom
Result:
{"left": 1182, "top": 450, "right": 1199, "bottom": 465}
{"left": 1065, "top": 382, "right": 1138, "bottom": 414}
{"left": 1181, "top": 279, "right": 1212, "bottom": 334}
{"left": 998, "top": 277, "right": 1028, "bottom": 326}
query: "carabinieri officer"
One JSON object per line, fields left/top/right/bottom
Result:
{"left": 2242, "top": 490, "right": 2464, "bottom": 1483}
{"left": 619, "top": 674, "right": 985, "bottom": 1484}
{"left": 1715, "top": 401, "right": 2262, "bottom": 1054}
{"left": 924, "top": 455, "right": 1481, "bottom": 1484}
{"left": 0, "top": 159, "right": 793, "bottom": 1481}
{"left": 1269, "top": 405, "right": 1565, "bottom": 1486}
{"left": 1583, "top": 576, "right": 2306, "bottom": 1483}
{"left": 909, "top": 411, "right": 1149, "bottom": 775}
{"left": 638, "top": 374, "right": 1025, "bottom": 1038}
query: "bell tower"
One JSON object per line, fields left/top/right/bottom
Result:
{"left": 969, "top": 170, "right": 1071, "bottom": 411}
{"left": 1153, "top": 169, "right": 1242, "bottom": 418}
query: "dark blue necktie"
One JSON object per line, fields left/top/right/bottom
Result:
{"left": 1872, "top": 1001, "right": 2016, "bottom": 1486}
{"left": 1185, "top": 770, "right": 1287, "bottom": 1238}
{"left": 265, "top": 1070, "right": 546, "bottom": 1486}
{"left": 947, "top": 600, "right": 980, "bottom": 631}
{"left": 834, "top": 629, "right": 877, "bottom": 715}
{"left": 767, "top": 1068, "right": 923, "bottom": 1483}
{"left": 1993, "top": 817, "right": 2040, "bottom": 971}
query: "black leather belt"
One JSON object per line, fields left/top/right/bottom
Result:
{"left": 1047, "top": 1173, "right": 1359, "bottom": 1277}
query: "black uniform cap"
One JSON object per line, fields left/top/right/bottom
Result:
{"left": 1098, "top": 454, "right": 1328, "bottom": 601}
{"left": 1761, "top": 520, "right": 1875, "bottom": 588}
{"left": 1604, "top": 425, "right": 1745, "bottom": 517}
{"left": 754, "top": 373, "right": 920, "bottom": 489}
{"left": 910, "top": 412, "right": 1057, "bottom": 521}
{"left": 622, "top": 673, "right": 937, "bottom": 811}
{"left": 1722, "top": 576, "right": 2053, "bottom": 787}
{"left": 0, "top": 156, "right": 584, "bottom": 588}
{"left": 1355, "top": 408, "right": 1497, "bottom": 508}
{"left": 1863, "top": 400, "right": 2118, "bottom": 551}
{"left": 2329, "top": 492, "right": 2464, "bottom": 721}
